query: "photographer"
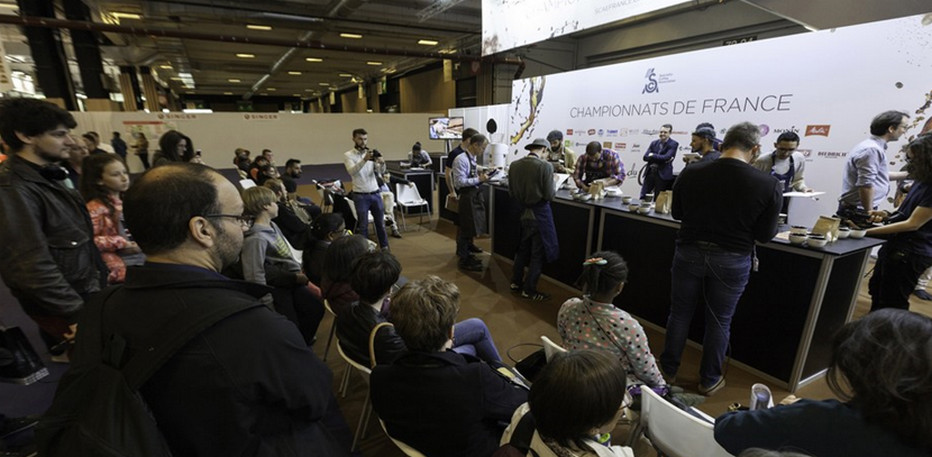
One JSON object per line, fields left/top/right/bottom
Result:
{"left": 343, "top": 128, "right": 390, "bottom": 249}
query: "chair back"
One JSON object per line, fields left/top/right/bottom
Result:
{"left": 379, "top": 418, "right": 428, "bottom": 457}
{"left": 396, "top": 183, "right": 426, "bottom": 205}
{"left": 640, "top": 388, "right": 732, "bottom": 457}
{"left": 336, "top": 340, "right": 371, "bottom": 379}
{"left": 539, "top": 335, "right": 566, "bottom": 362}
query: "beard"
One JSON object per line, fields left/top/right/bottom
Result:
{"left": 35, "top": 147, "right": 69, "bottom": 164}
{"left": 212, "top": 223, "right": 244, "bottom": 270}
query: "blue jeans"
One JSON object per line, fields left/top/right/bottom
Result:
{"left": 660, "top": 243, "right": 751, "bottom": 387}
{"left": 511, "top": 222, "right": 544, "bottom": 294}
{"left": 352, "top": 191, "right": 389, "bottom": 248}
{"left": 451, "top": 318, "right": 502, "bottom": 363}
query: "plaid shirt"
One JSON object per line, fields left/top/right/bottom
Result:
{"left": 573, "top": 148, "right": 625, "bottom": 187}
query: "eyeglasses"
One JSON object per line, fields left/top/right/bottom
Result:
{"left": 203, "top": 213, "right": 255, "bottom": 228}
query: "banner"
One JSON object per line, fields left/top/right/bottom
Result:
{"left": 482, "top": 0, "right": 689, "bottom": 56}
{"left": 509, "top": 13, "right": 932, "bottom": 222}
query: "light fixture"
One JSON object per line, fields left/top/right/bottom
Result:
{"left": 0, "top": 3, "right": 19, "bottom": 9}
{"left": 111, "top": 12, "right": 142, "bottom": 19}
{"left": 288, "top": 71, "right": 302, "bottom": 75}
{"left": 339, "top": 73, "right": 353, "bottom": 77}
{"left": 236, "top": 53, "right": 256, "bottom": 58}
{"left": 292, "top": 94, "right": 300, "bottom": 97}
{"left": 438, "top": 49, "right": 457, "bottom": 54}
{"left": 246, "top": 24, "right": 272, "bottom": 31}
{"left": 170, "top": 77, "right": 183, "bottom": 81}
{"left": 319, "top": 82, "right": 330, "bottom": 86}
{"left": 305, "top": 57, "right": 323, "bottom": 62}
{"left": 159, "top": 64, "right": 172, "bottom": 69}
{"left": 340, "top": 33, "right": 363, "bottom": 39}
{"left": 224, "top": 92, "right": 234, "bottom": 95}
{"left": 305, "top": 88, "right": 314, "bottom": 92}
{"left": 366, "top": 61, "right": 382, "bottom": 66}
{"left": 267, "top": 87, "right": 277, "bottom": 91}
{"left": 418, "top": 39, "right": 439, "bottom": 46}
{"left": 228, "top": 78, "right": 241, "bottom": 83}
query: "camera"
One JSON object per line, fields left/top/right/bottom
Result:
{"left": 371, "top": 149, "right": 382, "bottom": 158}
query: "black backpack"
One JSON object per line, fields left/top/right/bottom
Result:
{"left": 36, "top": 286, "right": 262, "bottom": 457}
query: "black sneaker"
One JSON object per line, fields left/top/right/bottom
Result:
{"left": 468, "top": 244, "right": 483, "bottom": 253}
{"left": 0, "top": 415, "right": 40, "bottom": 439}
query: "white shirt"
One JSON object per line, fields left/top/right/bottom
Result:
{"left": 344, "top": 148, "right": 381, "bottom": 193}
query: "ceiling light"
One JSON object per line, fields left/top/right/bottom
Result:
{"left": 418, "top": 39, "right": 439, "bottom": 46}
{"left": 111, "top": 12, "right": 141, "bottom": 19}
{"left": 159, "top": 65, "right": 172, "bottom": 69}
{"left": 236, "top": 53, "right": 255, "bottom": 59}
{"left": 340, "top": 33, "right": 363, "bottom": 39}
{"left": 288, "top": 71, "right": 302, "bottom": 75}
{"left": 366, "top": 61, "right": 382, "bottom": 66}
{"left": 178, "top": 72, "right": 192, "bottom": 78}
{"left": 170, "top": 77, "right": 182, "bottom": 81}
{"left": 292, "top": 94, "right": 300, "bottom": 97}
{"left": 305, "top": 89, "right": 314, "bottom": 92}
{"left": 260, "top": 93, "right": 268, "bottom": 96}
{"left": 305, "top": 57, "right": 323, "bottom": 62}
{"left": 267, "top": 88, "right": 277, "bottom": 91}
{"left": 228, "top": 78, "right": 241, "bottom": 83}
{"left": 438, "top": 49, "right": 457, "bottom": 54}
{"left": 339, "top": 73, "right": 353, "bottom": 77}
{"left": 319, "top": 83, "right": 330, "bottom": 86}
{"left": 246, "top": 24, "right": 272, "bottom": 31}
{"left": 224, "top": 92, "right": 233, "bottom": 95}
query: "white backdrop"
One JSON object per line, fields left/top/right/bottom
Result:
{"left": 509, "top": 13, "right": 932, "bottom": 225}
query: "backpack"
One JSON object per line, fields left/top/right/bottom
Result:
{"left": 492, "top": 411, "right": 541, "bottom": 457}
{"left": 36, "top": 286, "right": 262, "bottom": 457}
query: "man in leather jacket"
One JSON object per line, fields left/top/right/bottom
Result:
{"left": 0, "top": 99, "right": 105, "bottom": 356}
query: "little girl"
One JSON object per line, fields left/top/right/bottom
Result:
{"left": 81, "top": 154, "right": 144, "bottom": 284}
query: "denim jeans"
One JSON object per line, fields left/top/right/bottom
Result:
{"left": 352, "top": 191, "right": 389, "bottom": 248}
{"left": 511, "top": 221, "right": 544, "bottom": 295}
{"left": 451, "top": 318, "right": 502, "bottom": 363}
{"left": 660, "top": 243, "right": 751, "bottom": 387}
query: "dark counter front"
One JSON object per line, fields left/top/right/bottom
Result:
{"left": 490, "top": 188, "right": 883, "bottom": 391}
{"left": 490, "top": 186, "right": 596, "bottom": 287}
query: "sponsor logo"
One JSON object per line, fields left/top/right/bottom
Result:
{"left": 618, "top": 128, "right": 629, "bottom": 137}
{"left": 157, "top": 113, "right": 197, "bottom": 120}
{"left": 816, "top": 151, "right": 845, "bottom": 159}
{"left": 597, "top": 129, "right": 604, "bottom": 136}
{"left": 632, "top": 144, "right": 641, "bottom": 149}
{"left": 806, "top": 125, "right": 831, "bottom": 137}
{"left": 587, "top": 129, "right": 596, "bottom": 135}
{"left": 759, "top": 124, "right": 770, "bottom": 137}
{"left": 602, "top": 142, "right": 612, "bottom": 149}
{"left": 606, "top": 129, "right": 619, "bottom": 137}
{"left": 642, "top": 68, "right": 659, "bottom": 94}
{"left": 614, "top": 142, "right": 626, "bottom": 149}
{"left": 773, "top": 126, "right": 800, "bottom": 134}
{"left": 575, "top": 142, "right": 589, "bottom": 147}
{"left": 642, "top": 129, "right": 658, "bottom": 136}
{"left": 798, "top": 148, "right": 813, "bottom": 158}
{"left": 566, "top": 129, "right": 573, "bottom": 136}
{"left": 244, "top": 113, "right": 279, "bottom": 120}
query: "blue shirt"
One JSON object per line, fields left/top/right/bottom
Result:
{"left": 887, "top": 181, "right": 932, "bottom": 257}
{"left": 452, "top": 151, "right": 479, "bottom": 190}
{"left": 839, "top": 136, "right": 889, "bottom": 209}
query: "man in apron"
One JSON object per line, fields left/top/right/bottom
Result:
{"left": 452, "top": 134, "right": 491, "bottom": 271}
{"left": 751, "top": 131, "right": 813, "bottom": 213}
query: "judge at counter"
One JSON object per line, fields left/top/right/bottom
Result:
{"left": 752, "top": 132, "right": 813, "bottom": 193}
{"left": 573, "top": 141, "right": 625, "bottom": 192}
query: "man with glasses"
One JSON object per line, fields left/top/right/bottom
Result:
{"left": 752, "top": 131, "right": 813, "bottom": 212}
{"left": 660, "top": 122, "right": 782, "bottom": 397}
{"left": 838, "top": 110, "right": 911, "bottom": 225}
{"left": 46, "top": 162, "right": 355, "bottom": 455}
{"left": 452, "top": 133, "right": 491, "bottom": 271}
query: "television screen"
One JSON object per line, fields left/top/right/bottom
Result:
{"left": 428, "top": 116, "right": 465, "bottom": 140}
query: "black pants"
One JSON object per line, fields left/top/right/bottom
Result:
{"left": 641, "top": 167, "right": 673, "bottom": 199}
{"left": 869, "top": 245, "right": 932, "bottom": 311}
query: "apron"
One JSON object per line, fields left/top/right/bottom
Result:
{"left": 457, "top": 155, "right": 487, "bottom": 237}
{"left": 582, "top": 158, "right": 610, "bottom": 184}
{"left": 770, "top": 155, "right": 795, "bottom": 192}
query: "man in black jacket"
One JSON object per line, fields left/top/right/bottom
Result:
{"left": 0, "top": 99, "right": 104, "bottom": 357}
{"left": 63, "top": 163, "right": 353, "bottom": 456}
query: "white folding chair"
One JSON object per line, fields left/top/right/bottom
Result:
{"left": 640, "top": 387, "right": 733, "bottom": 457}
{"left": 395, "top": 183, "right": 429, "bottom": 231}
{"left": 335, "top": 341, "right": 373, "bottom": 452}
{"left": 321, "top": 300, "right": 337, "bottom": 362}
{"left": 379, "top": 418, "right": 428, "bottom": 457}
{"left": 540, "top": 335, "right": 566, "bottom": 361}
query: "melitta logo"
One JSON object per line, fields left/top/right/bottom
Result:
{"left": 643, "top": 68, "right": 659, "bottom": 94}
{"left": 806, "top": 125, "right": 831, "bottom": 136}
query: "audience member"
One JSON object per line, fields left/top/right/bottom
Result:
{"left": 256, "top": 163, "right": 278, "bottom": 186}
{"left": 370, "top": 275, "right": 527, "bottom": 457}
{"left": 866, "top": 134, "right": 932, "bottom": 311}
{"left": 558, "top": 251, "right": 666, "bottom": 388}
{"left": 573, "top": 141, "right": 625, "bottom": 192}
{"left": 132, "top": 131, "right": 149, "bottom": 170}
{"left": 696, "top": 122, "right": 722, "bottom": 151}
{"left": 80, "top": 154, "right": 144, "bottom": 284}
{"left": 282, "top": 158, "right": 302, "bottom": 194}
{"left": 233, "top": 148, "right": 251, "bottom": 176}
{"left": 152, "top": 130, "right": 187, "bottom": 167}
{"left": 62, "top": 135, "right": 88, "bottom": 189}
{"left": 661, "top": 122, "right": 781, "bottom": 396}
{"left": 240, "top": 186, "right": 323, "bottom": 345}
{"left": 379, "top": 170, "right": 412, "bottom": 239}
{"left": 264, "top": 179, "right": 313, "bottom": 249}
{"left": 87, "top": 131, "right": 114, "bottom": 154}
{"left": 82, "top": 132, "right": 106, "bottom": 155}
{"left": 453, "top": 133, "right": 491, "bottom": 271}
{"left": 52, "top": 162, "right": 354, "bottom": 455}
{"left": 714, "top": 309, "right": 932, "bottom": 457}
{"left": 321, "top": 234, "right": 373, "bottom": 317}
{"left": 303, "top": 213, "right": 348, "bottom": 286}
{"left": 509, "top": 138, "right": 558, "bottom": 301}
{"left": 500, "top": 350, "right": 635, "bottom": 457}
{"left": 110, "top": 132, "right": 127, "bottom": 160}
{"left": 249, "top": 155, "right": 270, "bottom": 182}
{"left": 343, "top": 128, "right": 390, "bottom": 249}
{"left": 180, "top": 133, "right": 199, "bottom": 163}
{"left": 409, "top": 141, "right": 432, "bottom": 168}
{"left": 0, "top": 98, "right": 105, "bottom": 358}
{"left": 683, "top": 126, "right": 719, "bottom": 165}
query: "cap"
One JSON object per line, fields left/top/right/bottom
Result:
{"left": 692, "top": 127, "right": 716, "bottom": 140}
{"left": 525, "top": 138, "right": 550, "bottom": 150}
{"left": 546, "top": 130, "right": 563, "bottom": 142}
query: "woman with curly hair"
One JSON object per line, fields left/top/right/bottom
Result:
{"left": 866, "top": 134, "right": 932, "bottom": 311}
{"left": 714, "top": 308, "right": 932, "bottom": 457}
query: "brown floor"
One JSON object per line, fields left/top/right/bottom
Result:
{"left": 304, "top": 187, "right": 932, "bottom": 457}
